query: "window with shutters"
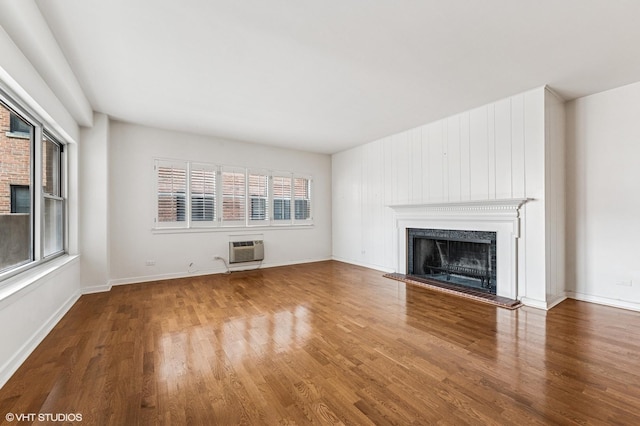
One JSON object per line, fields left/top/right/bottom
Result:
{"left": 248, "top": 171, "right": 269, "bottom": 224}
{"left": 294, "top": 177, "right": 312, "bottom": 222}
{"left": 156, "top": 160, "right": 187, "bottom": 227}
{"left": 153, "top": 159, "right": 313, "bottom": 230}
{"left": 272, "top": 174, "right": 292, "bottom": 222}
{"left": 190, "top": 164, "right": 216, "bottom": 225}
{"left": 221, "top": 167, "right": 245, "bottom": 225}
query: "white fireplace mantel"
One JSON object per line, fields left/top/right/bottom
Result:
{"left": 389, "top": 198, "right": 530, "bottom": 300}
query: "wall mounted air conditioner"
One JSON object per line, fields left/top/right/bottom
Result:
{"left": 229, "top": 240, "right": 264, "bottom": 263}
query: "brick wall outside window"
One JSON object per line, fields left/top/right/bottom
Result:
{"left": 0, "top": 104, "right": 31, "bottom": 214}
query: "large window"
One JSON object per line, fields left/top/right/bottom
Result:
{"left": 154, "top": 159, "right": 313, "bottom": 229}
{"left": 1, "top": 94, "right": 66, "bottom": 278}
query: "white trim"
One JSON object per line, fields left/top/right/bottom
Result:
{"left": 0, "top": 288, "right": 80, "bottom": 389}
{"left": 388, "top": 198, "right": 529, "bottom": 212}
{"left": 151, "top": 224, "right": 314, "bottom": 234}
{"left": 331, "top": 256, "right": 395, "bottom": 274}
{"left": 519, "top": 297, "right": 549, "bottom": 310}
{"left": 520, "top": 294, "right": 567, "bottom": 310}
{"left": 567, "top": 291, "right": 640, "bottom": 313}
{"left": 107, "top": 257, "right": 332, "bottom": 288}
{"left": 82, "top": 283, "right": 112, "bottom": 294}
{"left": 389, "top": 199, "right": 530, "bottom": 300}
{"left": 0, "top": 255, "right": 79, "bottom": 307}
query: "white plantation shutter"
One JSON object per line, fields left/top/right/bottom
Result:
{"left": 294, "top": 177, "right": 312, "bottom": 222}
{"left": 153, "top": 159, "right": 313, "bottom": 230}
{"left": 248, "top": 171, "right": 269, "bottom": 224}
{"left": 156, "top": 159, "right": 188, "bottom": 227}
{"left": 190, "top": 163, "right": 217, "bottom": 226}
{"left": 221, "top": 167, "right": 246, "bottom": 225}
{"left": 272, "top": 173, "right": 292, "bottom": 223}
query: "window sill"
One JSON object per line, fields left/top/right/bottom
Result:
{"left": 0, "top": 255, "right": 79, "bottom": 306}
{"left": 152, "top": 223, "right": 314, "bottom": 234}
{"left": 5, "top": 131, "right": 30, "bottom": 139}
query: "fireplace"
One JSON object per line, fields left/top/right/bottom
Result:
{"left": 407, "top": 228, "right": 497, "bottom": 294}
{"left": 389, "top": 199, "right": 529, "bottom": 300}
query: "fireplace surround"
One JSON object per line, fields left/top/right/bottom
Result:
{"left": 390, "top": 199, "right": 528, "bottom": 300}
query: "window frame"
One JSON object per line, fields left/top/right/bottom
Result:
{"left": 0, "top": 89, "right": 68, "bottom": 284}
{"left": 42, "top": 132, "right": 65, "bottom": 259}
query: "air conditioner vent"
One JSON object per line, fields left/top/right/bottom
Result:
{"left": 229, "top": 240, "right": 264, "bottom": 263}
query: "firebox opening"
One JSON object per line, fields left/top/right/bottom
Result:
{"left": 407, "top": 228, "right": 497, "bottom": 294}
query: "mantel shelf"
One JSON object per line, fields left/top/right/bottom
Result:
{"left": 388, "top": 198, "right": 531, "bottom": 212}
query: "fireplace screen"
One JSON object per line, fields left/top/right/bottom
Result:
{"left": 407, "top": 228, "right": 497, "bottom": 294}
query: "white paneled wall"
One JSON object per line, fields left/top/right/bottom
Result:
{"left": 332, "top": 86, "right": 565, "bottom": 308}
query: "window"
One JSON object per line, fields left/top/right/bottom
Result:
{"left": 294, "top": 177, "right": 312, "bottom": 221}
{"left": 1, "top": 102, "right": 34, "bottom": 273}
{"left": 9, "top": 112, "right": 31, "bottom": 136}
{"left": 272, "top": 174, "right": 292, "bottom": 222}
{"left": 154, "top": 159, "right": 313, "bottom": 229}
{"left": 10, "top": 185, "right": 30, "bottom": 213}
{"left": 42, "top": 134, "right": 64, "bottom": 257}
{"left": 190, "top": 164, "right": 216, "bottom": 224}
{"left": 221, "top": 167, "right": 246, "bottom": 225}
{"left": 156, "top": 160, "right": 187, "bottom": 227}
{"left": 248, "top": 172, "right": 268, "bottom": 224}
{"left": 1, "top": 94, "right": 67, "bottom": 279}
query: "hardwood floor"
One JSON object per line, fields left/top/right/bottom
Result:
{"left": 1, "top": 260, "right": 640, "bottom": 425}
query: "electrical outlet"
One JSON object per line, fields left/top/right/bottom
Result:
{"left": 145, "top": 260, "right": 156, "bottom": 266}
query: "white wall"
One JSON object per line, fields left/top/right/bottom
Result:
{"left": 107, "top": 122, "right": 332, "bottom": 286}
{"left": 544, "top": 90, "right": 566, "bottom": 306}
{"left": 566, "top": 81, "right": 640, "bottom": 311}
{"left": 0, "top": 258, "right": 80, "bottom": 387}
{"left": 0, "top": 24, "right": 79, "bottom": 143}
{"left": 0, "top": 22, "right": 82, "bottom": 387}
{"left": 333, "top": 87, "right": 565, "bottom": 308}
{"left": 79, "top": 113, "right": 110, "bottom": 291}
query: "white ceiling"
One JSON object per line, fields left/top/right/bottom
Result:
{"left": 33, "top": 0, "right": 640, "bottom": 154}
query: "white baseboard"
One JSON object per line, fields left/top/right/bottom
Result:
{"left": 0, "top": 289, "right": 81, "bottom": 389}
{"left": 519, "top": 297, "right": 549, "bottom": 310}
{"left": 547, "top": 293, "right": 568, "bottom": 310}
{"left": 330, "top": 256, "right": 395, "bottom": 274}
{"left": 107, "top": 257, "right": 333, "bottom": 288}
{"left": 519, "top": 294, "right": 567, "bottom": 310}
{"left": 566, "top": 291, "right": 640, "bottom": 312}
{"left": 82, "top": 284, "right": 112, "bottom": 294}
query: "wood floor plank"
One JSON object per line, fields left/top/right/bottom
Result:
{"left": 2, "top": 260, "right": 640, "bottom": 425}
